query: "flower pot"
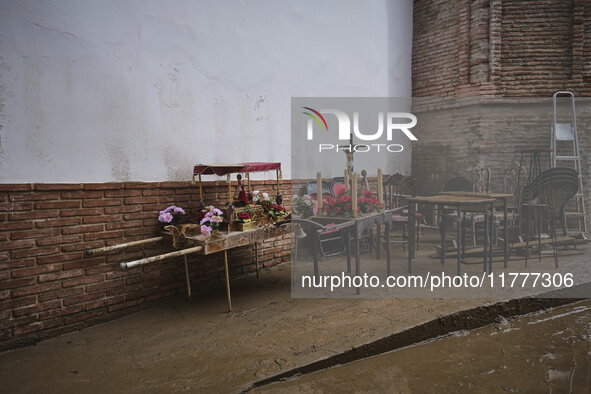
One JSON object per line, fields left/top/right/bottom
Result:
{"left": 236, "top": 221, "right": 255, "bottom": 231}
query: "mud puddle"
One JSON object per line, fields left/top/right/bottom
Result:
{"left": 254, "top": 300, "right": 591, "bottom": 393}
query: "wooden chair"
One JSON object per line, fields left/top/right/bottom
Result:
{"left": 382, "top": 173, "right": 424, "bottom": 253}
{"left": 469, "top": 161, "right": 498, "bottom": 246}
{"left": 500, "top": 160, "right": 527, "bottom": 243}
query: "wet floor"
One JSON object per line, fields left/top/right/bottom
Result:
{"left": 255, "top": 300, "right": 591, "bottom": 393}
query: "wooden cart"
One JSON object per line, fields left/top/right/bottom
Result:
{"left": 86, "top": 162, "right": 289, "bottom": 312}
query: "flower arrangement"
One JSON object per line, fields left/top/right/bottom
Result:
{"left": 322, "top": 192, "right": 354, "bottom": 217}
{"left": 268, "top": 203, "right": 287, "bottom": 217}
{"left": 158, "top": 205, "right": 186, "bottom": 225}
{"left": 251, "top": 190, "right": 272, "bottom": 204}
{"left": 357, "top": 190, "right": 382, "bottom": 213}
{"left": 292, "top": 194, "right": 314, "bottom": 218}
{"left": 199, "top": 205, "right": 223, "bottom": 236}
{"left": 236, "top": 212, "right": 251, "bottom": 223}
{"left": 322, "top": 190, "right": 382, "bottom": 217}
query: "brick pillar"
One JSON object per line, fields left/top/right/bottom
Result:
{"left": 488, "top": 0, "right": 502, "bottom": 94}
{"left": 469, "top": 0, "right": 491, "bottom": 83}
{"left": 458, "top": 0, "right": 472, "bottom": 85}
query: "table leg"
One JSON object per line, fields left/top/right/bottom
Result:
{"left": 503, "top": 198, "right": 508, "bottom": 268}
{"left": 386, "top": 220, "right": 391, "bottom": 277}
{"left": 183, "top": 255, "right": 192, "bottom": 299}
{"left": 223, "top": 250, "right": 232, "bottom": 312}
{"left": 313, "top": 233, "right": 319, "bottom": 278}
{"left": 538, "top": 206, "right": 542, "bottom": 263}
{"left": 439, "top": 204, "right": 446, "bottom": 266}
{"left": 489, "top": 202, "right": 494, "bottom": 273}
{"left": 456, "top": 207, "right": 462, "bottom": 275}
{"left": 416, "top": 204, "right": 420, "bottom": 251}
{"left": 355, "top": 224, "right": 361, "bottom": 295}
{"left": 345, "top": 231, "right": 351, "bottom": 273}
{"left": 461, "top": 212, "right": 466, "bottom": 258}
{"left": 408, "top": 202, "right": 416, "bottom": 273}
{"left": 484, "top": 206, "right": 488, "bottom": 273}
{"left": 376, "top": 221, "right": 381, "bottom": 260}
{"left": 255, "top": 242, "right": 259, "bottom": 278}
{"left": 293, "top": 233, "right": 298, "bottom": 265}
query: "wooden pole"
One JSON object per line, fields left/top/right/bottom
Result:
{"left": 86, "top": 236, "right": 163, "bottom": 255}
{"left": 344, "top": 169, "right": 349, "bottom": 191}
{"left": 198, "top": 174, "right": 203, "bottom": 201}
{"left": 223, "top": 250, "right": 232, "bottom": 312}
{"left": 246, "top": 173, "right": 251, "bottom": 191}
{"left": 317, "top": 172, "right": 323, "bottom": 213}
{"left": 255, "top": 242, "right": 259, "bottom": 278}
{"left": 227, "top": 174, "right": 232, "bottom": 205}
{"left": 352, "top": 172, "right": 358, "bottom": 217}
{"left": 183, "top": 255, "right": 192, "bottom": 299}
{"left": 276, "top": 169, "right": 280, "bottom": 192}
{"left": 120, "top": 245, "right": 203, "bottom": 269}
{"left": 377, "top": 168, "right": 383, "bottom": 206}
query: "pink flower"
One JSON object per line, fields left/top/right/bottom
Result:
{"left": 200, "top": 225, "right": 212, "bottom": 236}
{"left": 200, "top": 216, "right": 211, "bottom": 225}
{"left": 158, "top": 212, "right": 173, "bottom": 223}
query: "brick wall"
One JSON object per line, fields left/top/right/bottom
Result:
{"left": 411, "top": 0, "right": 591, "bottom": 225}
{"left": 413, "top": 0, "right": 591, "bottom": 97}
{"left": 0, "top": 180, "right": 292, "bottom": 349}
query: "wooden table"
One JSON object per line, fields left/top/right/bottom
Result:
{"left": 178, "top": 225, "right": 288, "bottom": 311}
{"left": 440, "top": 191, "right": 514, "bottom": 267}
{"left": 310, "top": 210, "right": 394, "bottom": 293}
{"left": 407, "top": 195, "right": 496, "bottom": 274}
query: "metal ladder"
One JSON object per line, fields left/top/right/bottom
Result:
{"left": 551, "top": 91, "right": 588, "bottom": 235}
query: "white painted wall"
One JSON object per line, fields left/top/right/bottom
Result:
{"left": 0, "top": 0, "right": 413, "bottom": 183}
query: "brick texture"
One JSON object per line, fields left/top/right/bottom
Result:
{"left": 411, "top": 0, "right": 591, "bottom": 225}
{"left": 0, "top": 180, "right": 292, "bottom": 347}
{"left": 413, "top": 0, "right": 591, "bottom": 97}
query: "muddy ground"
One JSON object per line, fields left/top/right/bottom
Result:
{"left": 256, "top": 300, "right": 591, "bottom": 393}
{"left": 0, "top": 240, "right": 588, "bottom": 393}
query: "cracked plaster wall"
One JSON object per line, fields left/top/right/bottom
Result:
{"left": 0, "top": 0, "right": 412, "bottom": 182}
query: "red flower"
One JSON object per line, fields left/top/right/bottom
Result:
{"left": 345, "top": 203, "right": 351, "bottom": 210}
{"left": 334, "top": 206, "right": 341, "bottom": 214}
